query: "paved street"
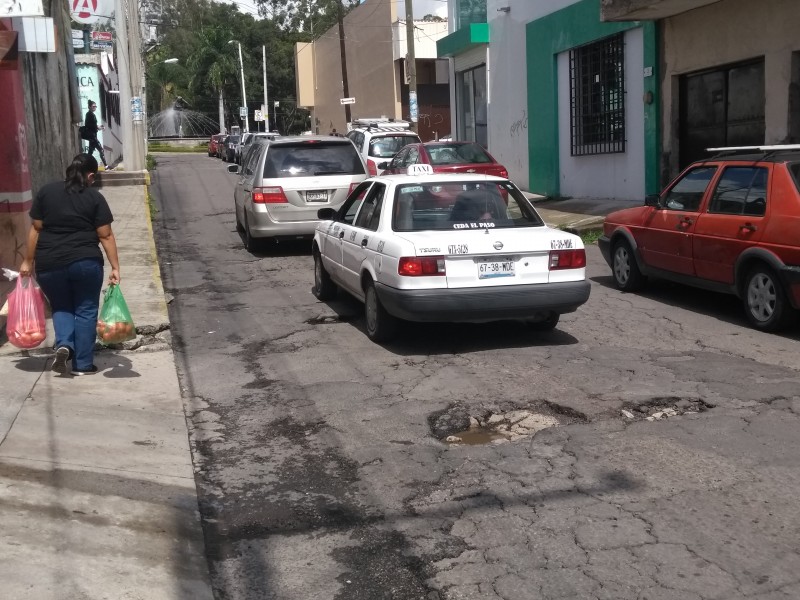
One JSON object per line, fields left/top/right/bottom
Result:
{"left": 151, "top": 153, "right": 800, "bottom": 600}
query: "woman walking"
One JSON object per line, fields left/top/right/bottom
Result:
{"left": 19, "top": 154, "right": 121, "bottom": 375}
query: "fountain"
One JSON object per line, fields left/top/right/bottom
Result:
{"left": 148, "top": 98, "right": 220, "bottom": 139}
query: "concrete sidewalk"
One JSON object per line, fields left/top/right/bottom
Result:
{"left": 0, "top": 184, "right": 213, "bottom": 599}
{"left": 524, "top": 193, "right": 642, "bottom": 234}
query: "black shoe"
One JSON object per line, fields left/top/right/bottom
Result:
{"left": 52, "top": 347, "right": 71, "bottom": 374}
{"left": 71, "top": 365, "right": 99, "bottom": 376}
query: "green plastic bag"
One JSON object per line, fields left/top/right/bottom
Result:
{"left": 97, "top": 284, "right": 136, "bottom": 344}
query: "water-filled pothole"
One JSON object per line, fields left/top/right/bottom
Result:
{"left": 429, "top": 405, "right": 566, "bottom": 446}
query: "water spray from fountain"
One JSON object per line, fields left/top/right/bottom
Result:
{"left": 148, "top": 96, "right": 220, "bottom": 139}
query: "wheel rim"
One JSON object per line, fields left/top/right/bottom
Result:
{"left": 365, "top": 287, "right": 377, "bottom": 332}
{"left": 747, "top": 273, "right": 776, "bottom": 322}
{"left": 613, "top": 246, "right": 630, "bottom": 285}
{"left": 314, "top": 255, "right": 323, "bottom": 290}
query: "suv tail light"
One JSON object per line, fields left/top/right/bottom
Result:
{"left": 549, "top": 249, "right": 586, "bottom": 270}
{"left": 253, "top": 186, "right": 288, "bottom": 204}
{"left": 368, "top": 160, "right": 378, "bottom": 176}
{"left": 398, "top": 256, "right": 446, "bottom": 276}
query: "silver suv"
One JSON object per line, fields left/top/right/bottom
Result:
{"left": 346, "top": 118, "right": 421, "bottom": 176}
{"left": 228, "top": 136, "right": 368, "bottom": 251}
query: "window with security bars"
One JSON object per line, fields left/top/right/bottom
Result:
{"left": 569, "top": 33, "right": 626, "bottom": 156}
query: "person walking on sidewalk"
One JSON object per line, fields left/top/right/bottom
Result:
{"left": 84, "top": 101, "right": 108, "bottom": 169}
{"left": 19, "top": 153, "right": 121, "bottom": 375}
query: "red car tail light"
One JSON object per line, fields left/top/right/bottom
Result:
{"left": 252, "top": 186, "right": 288, "bottom": 204}
{"left": 549, "top": 249, "right": 586, "bottom": 270}
{"left": 348, "top": 182, "right": 358, "bottom": 196}
{"left": 368, "top": 160, "right": 378, "bottom": 176}
{"left": 398, "top": 256, "right": 446, "bottom": 276}
{"left": 499, "top": 168, "right": 509, "bottom": 179}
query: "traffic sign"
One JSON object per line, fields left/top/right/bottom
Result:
{"left": 239, "top": 106, "right": 247, "bottom": 118}
{"left": 340, "top": 97, "right": 355, "bottom": 105}
{"left": 254, "top": 110, "right": 264, "bottom": 122}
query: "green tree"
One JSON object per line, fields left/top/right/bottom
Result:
{"left": 188, "top": 26, "right": 240, "bottom": 134}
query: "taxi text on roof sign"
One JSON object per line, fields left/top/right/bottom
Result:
{"left": 407, "top": 164, "right": 433, "bottom": 176}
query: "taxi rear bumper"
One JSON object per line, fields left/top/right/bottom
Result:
{"left": 375, "top": 280, "right": 591, "bottom": 323}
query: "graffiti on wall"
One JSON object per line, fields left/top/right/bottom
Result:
{"left": 509, "top": 110, "right": 528, "bottom": 138}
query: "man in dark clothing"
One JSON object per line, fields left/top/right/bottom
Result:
{"left": 84, "top": 101, "right": 108, "bottom": 168}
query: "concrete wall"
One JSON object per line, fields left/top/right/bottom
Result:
{"left": 1, "top": 0, "right": 79, "bottom": 307}
{"left": 313, "top": 0, "right": 399, "bottom": 134}
{"left": 295, "top": 42, "right": 315, "bottom": 109}
{"left": 661, "top": 0, "right": 800, "bottom": 178}
{"left": 558, "top": 27, "right": 646, "bottom": 199}
{"left": 486, "top": 0, "right": 578, "bottom": 190}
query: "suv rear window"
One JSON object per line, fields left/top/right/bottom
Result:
{"left": 264, "top": 142, "right": 366, "bottom": 178}
{"left": 392, "top": 182, "right": 544, "bottom": 232}
{"left": 368, "top": 135, "right": 420, "bottom": 158}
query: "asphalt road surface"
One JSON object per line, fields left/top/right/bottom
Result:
{"left": 151, "top": 153, "right": 800, "bottom": 600}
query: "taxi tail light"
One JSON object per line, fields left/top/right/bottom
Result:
{"left": 367, "top": 160, "right": 378, "bottom": 176}
{"left": 398, "top": 256, "right": 446, "bottom": 276}
{"left": 549, "top": 249, "right": 586, "bottom": 270}
{"left": 253, "top": 186, "right": 288, "bottom": 204}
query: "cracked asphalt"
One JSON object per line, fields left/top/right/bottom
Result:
{"left": 151, "top": 153, "right": 800, "bottom": 600}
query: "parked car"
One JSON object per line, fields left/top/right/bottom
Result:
{"left": 380, "top": 141, "right": 509, "bottom": 178}
{"left": 217, "top": 135, "right": 229, "bottom": 159}
{"left": 208, "top": 134, "right": 225, "bottom": 157}
{"left": 222, "top": 135, "right": 240, "bottom": 162}
{"left": 346, "top": 118, "right": 421, "bottom": 176}
{"left": 227, "top": 135, "right": 368, "bottom": 251}
{"left": 599, "top": 145, "right": 800, "bottom": 332}
{"left": 311, "top": 165, "right": 590, "bottom": 342}
{"left": 237, "top": 132, "right": 280, "bottom": 164}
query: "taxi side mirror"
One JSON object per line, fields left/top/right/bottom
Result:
{"left": 644, "top": 194, "right": 661, "bottom": 208}
{"left": 318, "top": 207, "right": 337, "bottom": 221}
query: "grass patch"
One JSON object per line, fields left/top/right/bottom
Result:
{"left": 146, "top": 154, "right": 157, "bottom": 170}
{"left": 579, "top": 229, "right": 602, "bottom": 245}
{"left": 147, "top": 143, "right": 207, "bottom": 153}
{"left": 146, "top": 188, "right": 158, "bottom": 220}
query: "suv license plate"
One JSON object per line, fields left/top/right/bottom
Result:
{"left": 306, "top": 191, "right": 328, "bottom": 202}
{"left": 478, "top": 259, "right": 515, "bottom": 279}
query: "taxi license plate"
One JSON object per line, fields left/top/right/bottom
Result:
{"left": 478, "top": 259, "right": 515, "bottom": 279}
{"left": 306, "top": 191, "right": 328, "bottom": 202}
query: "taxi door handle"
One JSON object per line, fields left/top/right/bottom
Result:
{"left": 360, "top": 238, "right": 368, "bottom": 248}
{"left": 739, "top": 223, "right": 757, "bottom": 233}
{"left": 338, "top": 230, "right": 345, "bottom": 239}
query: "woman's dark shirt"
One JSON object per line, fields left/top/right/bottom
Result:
{"left": 85, "top": 110, "right": 99, "bottom": 135}
{"left": 30, "top": 181, "right": 114, "bottom": 271}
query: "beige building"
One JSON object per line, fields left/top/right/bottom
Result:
{"left": 295, "top": 0, "right": 450, "bottom": 141}
{"left": 603, "top": 0, "right": 800, "bottom": 182}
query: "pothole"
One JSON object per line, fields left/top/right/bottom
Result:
{"left": 620, "top": 397, "right": 713, "bottom": 422}
{"left": 305, "top": 314, "right": 352, "bottom": 325}
{"left": 429, "top": 404, "right": 576, "bottom": 446}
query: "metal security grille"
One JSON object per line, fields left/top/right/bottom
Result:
{"left": 569, "top": 33, "right": 626, "bottom": 156}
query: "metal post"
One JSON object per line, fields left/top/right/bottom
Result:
{"left": 336, "top": 0, "right": 351, "bottom": 125}
{"left": 404, "top": 0, "right": 418, "bottom": 132}
{"left": 236, "top": 41, "right": 249, "bottom": 132}
{"left": 268, "top": 46, "right": 270, "bottom": 131}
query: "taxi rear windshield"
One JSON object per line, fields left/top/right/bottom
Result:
{"left": 264, "top": 142, "right": 366, "bottom": 178}
{"left": 368, "top": 135, "right": 419, "bottom": 158}
{"left": 392, "top": 182, "right": 544, "bottom": 232}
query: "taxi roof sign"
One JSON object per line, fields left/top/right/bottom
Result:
{"left": 407, "top": 164, "right": 433, "bottom": 176}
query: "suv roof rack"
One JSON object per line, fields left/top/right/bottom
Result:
{"left": 706, "top": 144, "right": 800, "bottom": 160}
{"left": 351, "top": 117, "right": 411, "bottom": 131}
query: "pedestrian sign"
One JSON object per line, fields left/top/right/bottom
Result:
{"left": 239, "top": 106, "right": 247, "bottom": 118}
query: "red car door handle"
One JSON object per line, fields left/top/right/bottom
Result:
{"left": 740, "top": 223, "right": 757, "bottom": 233}
{"left": 676, "top": 218, "right": 693, "bottom": 229}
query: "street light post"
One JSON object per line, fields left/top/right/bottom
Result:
{"left": 262, "top": 45, "right": 269, "bottom": 132}
{"left": 229, "top": 40, "right": 249, "bottom": 133}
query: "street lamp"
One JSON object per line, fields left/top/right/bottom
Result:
{"left": 228, "top": 40, "right": 249, "bottom": 133}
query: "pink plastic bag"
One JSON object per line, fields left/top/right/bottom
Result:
{"left": 5, "top": 275, "right": 47, "bottom": 349}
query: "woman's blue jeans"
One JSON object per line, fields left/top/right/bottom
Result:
{"left": 37, "top": 258, "right": 103, "bottom": 371}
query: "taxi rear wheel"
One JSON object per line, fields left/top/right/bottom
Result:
{"left": 364, "top": 281, "right": 397, "bottom": 342}
{"left": 313, "top": 250, "right": 337, "bottom": 301}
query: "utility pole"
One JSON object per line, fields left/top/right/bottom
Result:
{"left": 115, "top": 0, "right": 145, "bottom": 171}
{"left": 262, "top": 45, "right": 269, "bottom": 132}
{"left": 404, "top": 0, "right": 418, "bottom": 132}
{"left": 337, "top": 0, "right": 352, "bottom": 125}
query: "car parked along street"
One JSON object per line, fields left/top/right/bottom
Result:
{"left": 600, "top": 145, "right": 800, "bottom": 332}
{"left": 312, "top": 165, "right": 590, "bottom": 342}
{"left": 380, "top": 141, "right": 508, "bottom": 179}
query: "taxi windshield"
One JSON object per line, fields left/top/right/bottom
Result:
{"left": 392, "top": 182, "right": 544, "bottom": 232}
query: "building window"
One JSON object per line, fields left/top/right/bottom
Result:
{"left": 456, "top": 65, "right": 487, "bottom": 147}
{"left": 456, "top": 0, "right": 487, "bottom": 30}
{"left": 569, "top": 33, "right": 626, "bottom": 156}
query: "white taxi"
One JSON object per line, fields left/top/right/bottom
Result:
{"left": 311, "top": 165, "right": 590, "bottom": 341}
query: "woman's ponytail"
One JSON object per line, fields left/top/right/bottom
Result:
{"left": 64, "top": 153, "right": 99, "bottom": 192}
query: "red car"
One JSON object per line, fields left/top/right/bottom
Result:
{"left": 208, "top": 134, "right": 225, "bottom": 157}
{"left": 378, "top": 141, "right": 509, "bottom": 178}
{"left": 599, "top": 145, "right": 800, "bottom": 332}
